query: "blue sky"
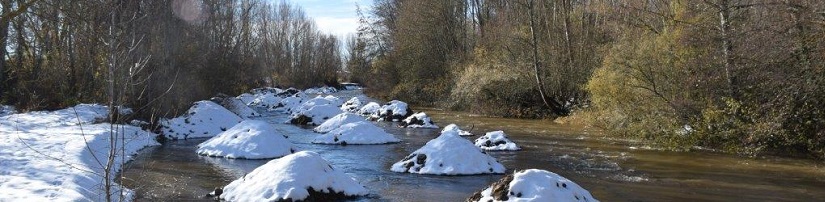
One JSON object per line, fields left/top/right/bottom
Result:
{"left": 285, "top": 0, "right": 373, "bottom": 38}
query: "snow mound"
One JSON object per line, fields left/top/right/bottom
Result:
{"left": 0, "top": 105, "right": 16, "bottom": 117}
{"left": 217, "top": 97, "right": 260, "bottom": 118}
{"left": 340, "top": 97, "right": 363, "bottom": 112}
{"left": 475, "top": 131, "right": 520, "bottom": 151}
{"left": 291, "top": 91, "right": 309, "bottom": 99}
{"left": 275, "top": 88, "right": 301, "bottom": 97}
{"left": 442, "top": 124, "right": 474, "bottom": 136}
{"left": 161, "top": 101, "right": 243, "bottom": 140}
{"left": 304, "top": 88, "right": 321, "bottom": 95}
{"left": 340, "top": 98, "right": 362, "bottom": 112}
{"left": 390, "top": 130, "right": 505, "bottom": 175}
{"left": 298, "top": 96, "right": 341, "bottom": 112}
{"left": 0, "top": 105, "right": 159, "bottom": 201}
{"left": 273, "top": 96, "right": 303, "bottom": 113}
{"left": 250, "top": 94, "right": 282, "bottom": 109}
{"left": 376, "top": 100, "right": 411, "bottom": 121}
{"left": 236, "top": 93, "right": 256, "bottom": 105}
{"left": 470, "top": 169, "right": 598, "bottom": 202}
{"left": 197, "top": 120, "right": 295, "bottom": 159}
{"left": 312, "top": 122, "right": 401, "bottom": 145}
{"left": 220, "top": 151, "right": 368, "bottom": 201}
{"left": 289, "top": 105, "right": 343, "bottom": 125}
{"left": 314, "top": 113, "right": 366, "bottom": 133}
{"left": 357, "top": 102, "right": 381, "bottom": 116}
{"left": 324, "top": 95, "right": 345, "bottom": 106}
{"left": 401, "top": 112, "right": 438, "bottom": 128}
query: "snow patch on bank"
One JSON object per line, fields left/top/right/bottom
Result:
{"left": 0, "top": 105, "right": 16, "bottom": 117}
{"left": 0, "top": 104, "right": 159, "bottom": 201}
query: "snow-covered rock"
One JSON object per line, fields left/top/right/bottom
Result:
{"left": 197, "top": 120, "right": 295, "bottom": 159}
{"left": 250, "top": 94, "right": 282, "bottom": 109}
{"left": 236, "top": 93, "right": 256, "bottom": 105}
{"left": 291, "top": 91, "right": 309, "bottom": 99}
{"left": 273, "top": 96, "right": 303, "bottom": 113}
{"left": 324, "top": 95, "right": 345, "bottom": 106}
{"left": 442, "top": 124, "right": 474, "bottom": 136}
{"left": 390, "top": 130, "right": 505, "bottom": 175}
{"left": 216, "top": 97, "right": 260, "bottom": 118}
{"left": 160, "top": 101, "right": 243, "bottom": 140}
{"left": 401, "top": 112, "right": 438, "bottom": 128}
{"left": 289, "top": 105, "right": 343, "bottom": 125}
{"left": 340, "top": 97, "right": 363, "bottom": 112}
{"left": 314, "top": 113, "right": 365, "bottom": 133}
{"left": 304, "top": 88, "right": 320, "bottom": 95}
{"left": 357, "top": 102, "right": 381, "bottom": 116}
{"left": 468, "top": 169, "right": 598, "bottom": 202}
{"left": 475, "top": 131, "right": 520, "bottom": 151}
{"left": 376, "top": 100, "right": 411, "bottom": 121}
{"left": 299, "top": 96, "right": 339, "bottom": 112}
{"left": 321, "top": 86, "right": 339, "bottom": 94}
{"left": 220, "top": 151, "right": 368, "bottom": 201}
{"left": 312, "top": 122, "right": 401, "bottom": 145}
{"left": 0, "top": 104, "right": 159, "bottom": 201}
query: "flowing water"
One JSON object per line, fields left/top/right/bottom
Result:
{"left": 120, "top": 90, "right": 825, "bottom": 201}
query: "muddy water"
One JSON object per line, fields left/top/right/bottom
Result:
{"left": 121, "top": 91, "right": 825, "bottom": 201}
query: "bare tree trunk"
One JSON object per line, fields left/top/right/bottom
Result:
{"left": 718, "top": 0, "right": 737, "bottom": 99}
{"left": 527, "top": 0, "right": 566, "bottom": 116}
{"left": 105, "top": 2, "right": 120, "bottom": 201}
{"left": 562, "top": 0, "right": 575, "bottom": 76}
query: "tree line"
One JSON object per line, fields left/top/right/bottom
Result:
{"left": 0, "top": 0, "right": 342, "bottom": 121}
{"left": 347, "top": 0, "right": 825, "bottom": 158}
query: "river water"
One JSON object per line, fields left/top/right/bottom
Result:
{"left": 120, "top": 90, "right": 825, "bottom": 201}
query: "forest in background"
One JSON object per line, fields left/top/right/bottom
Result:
{"left": 0, "top": 0, "right": 823, "bottom": 158}
{"left": 0, "top": 0, "right": 342, "bottom": 119}
{"left": 347, "top": 0, "right": 825, "bottom": 158}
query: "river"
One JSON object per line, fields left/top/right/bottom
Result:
{"left": 120, "top": 90, "right": 825, "bottom": 201}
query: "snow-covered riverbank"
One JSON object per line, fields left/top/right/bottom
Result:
{"left": 0, "top": 104, "right": 158, "bottom": 201}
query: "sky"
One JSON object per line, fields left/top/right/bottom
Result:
{"left": 287, "top": 0, "right": 373, "bottom": 38}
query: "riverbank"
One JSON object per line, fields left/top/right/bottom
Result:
{"left": 0, "top": 104, "right": 159, "bottom": 201}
